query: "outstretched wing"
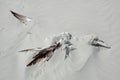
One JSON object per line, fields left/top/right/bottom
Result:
{"left": 27, "top": 43, "right": 61, "bottom": 66}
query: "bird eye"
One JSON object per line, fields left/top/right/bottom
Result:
{"left": 93, "top": 38, "right": 99, "bottom": 41}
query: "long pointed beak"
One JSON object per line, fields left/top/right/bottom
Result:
{"left": 91, "top": 39, "right": 111, "bottom": 49}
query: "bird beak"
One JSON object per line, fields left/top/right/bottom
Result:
{"left": 91, "top": 38, "right": 111, "bottom": 49}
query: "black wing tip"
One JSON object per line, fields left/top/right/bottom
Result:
{"left": 10, "top": 10, "right": 15, "bottom": 15}
{"left": 10, "top": 10, "right": 13, "bottom": 12}
{"left": 26, "top": 63, "right": 32, "bottom": 67}
{"left": 26, "top": 58, "right": 41, "bottom": 67}
{"left": 26, "top": 61, "right": 35, "bottom": 67}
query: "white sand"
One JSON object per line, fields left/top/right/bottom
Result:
{"left": 0, "top": 0, "right": 120, "bottom": 80}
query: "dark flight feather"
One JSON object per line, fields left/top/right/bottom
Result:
{"left": 10, "top": 10, "right": 26, "bottom": 21}
{"left": 27, "top": 42, "right": 61, "bottom": 66}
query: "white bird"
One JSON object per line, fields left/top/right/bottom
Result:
{"left": 22, "top": 33, "right": 111, "bottom": 80}
{"left": 19, "top": 33, "right": 110, "bottom": 68}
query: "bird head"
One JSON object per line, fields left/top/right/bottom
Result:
{"left": 88, "top": 34, "right": 111, "bottom": 49}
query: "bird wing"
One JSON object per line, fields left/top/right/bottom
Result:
{"left": 27, "top": 43, "right": 61, "bottom": 66}
{"left": 27, "top": 48, "right": 53, "bottom": 66}
{"left": 10, "top": 10, "right": 26, "bottom": 20}
{"left": 10, "top": 10, "right": 31, "bottom": 23}
{"left": 18, "top": 48, "right": 41, "bottom": 52}
{"left": 19, "top": 49, "right": 36, "bottom": 52}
